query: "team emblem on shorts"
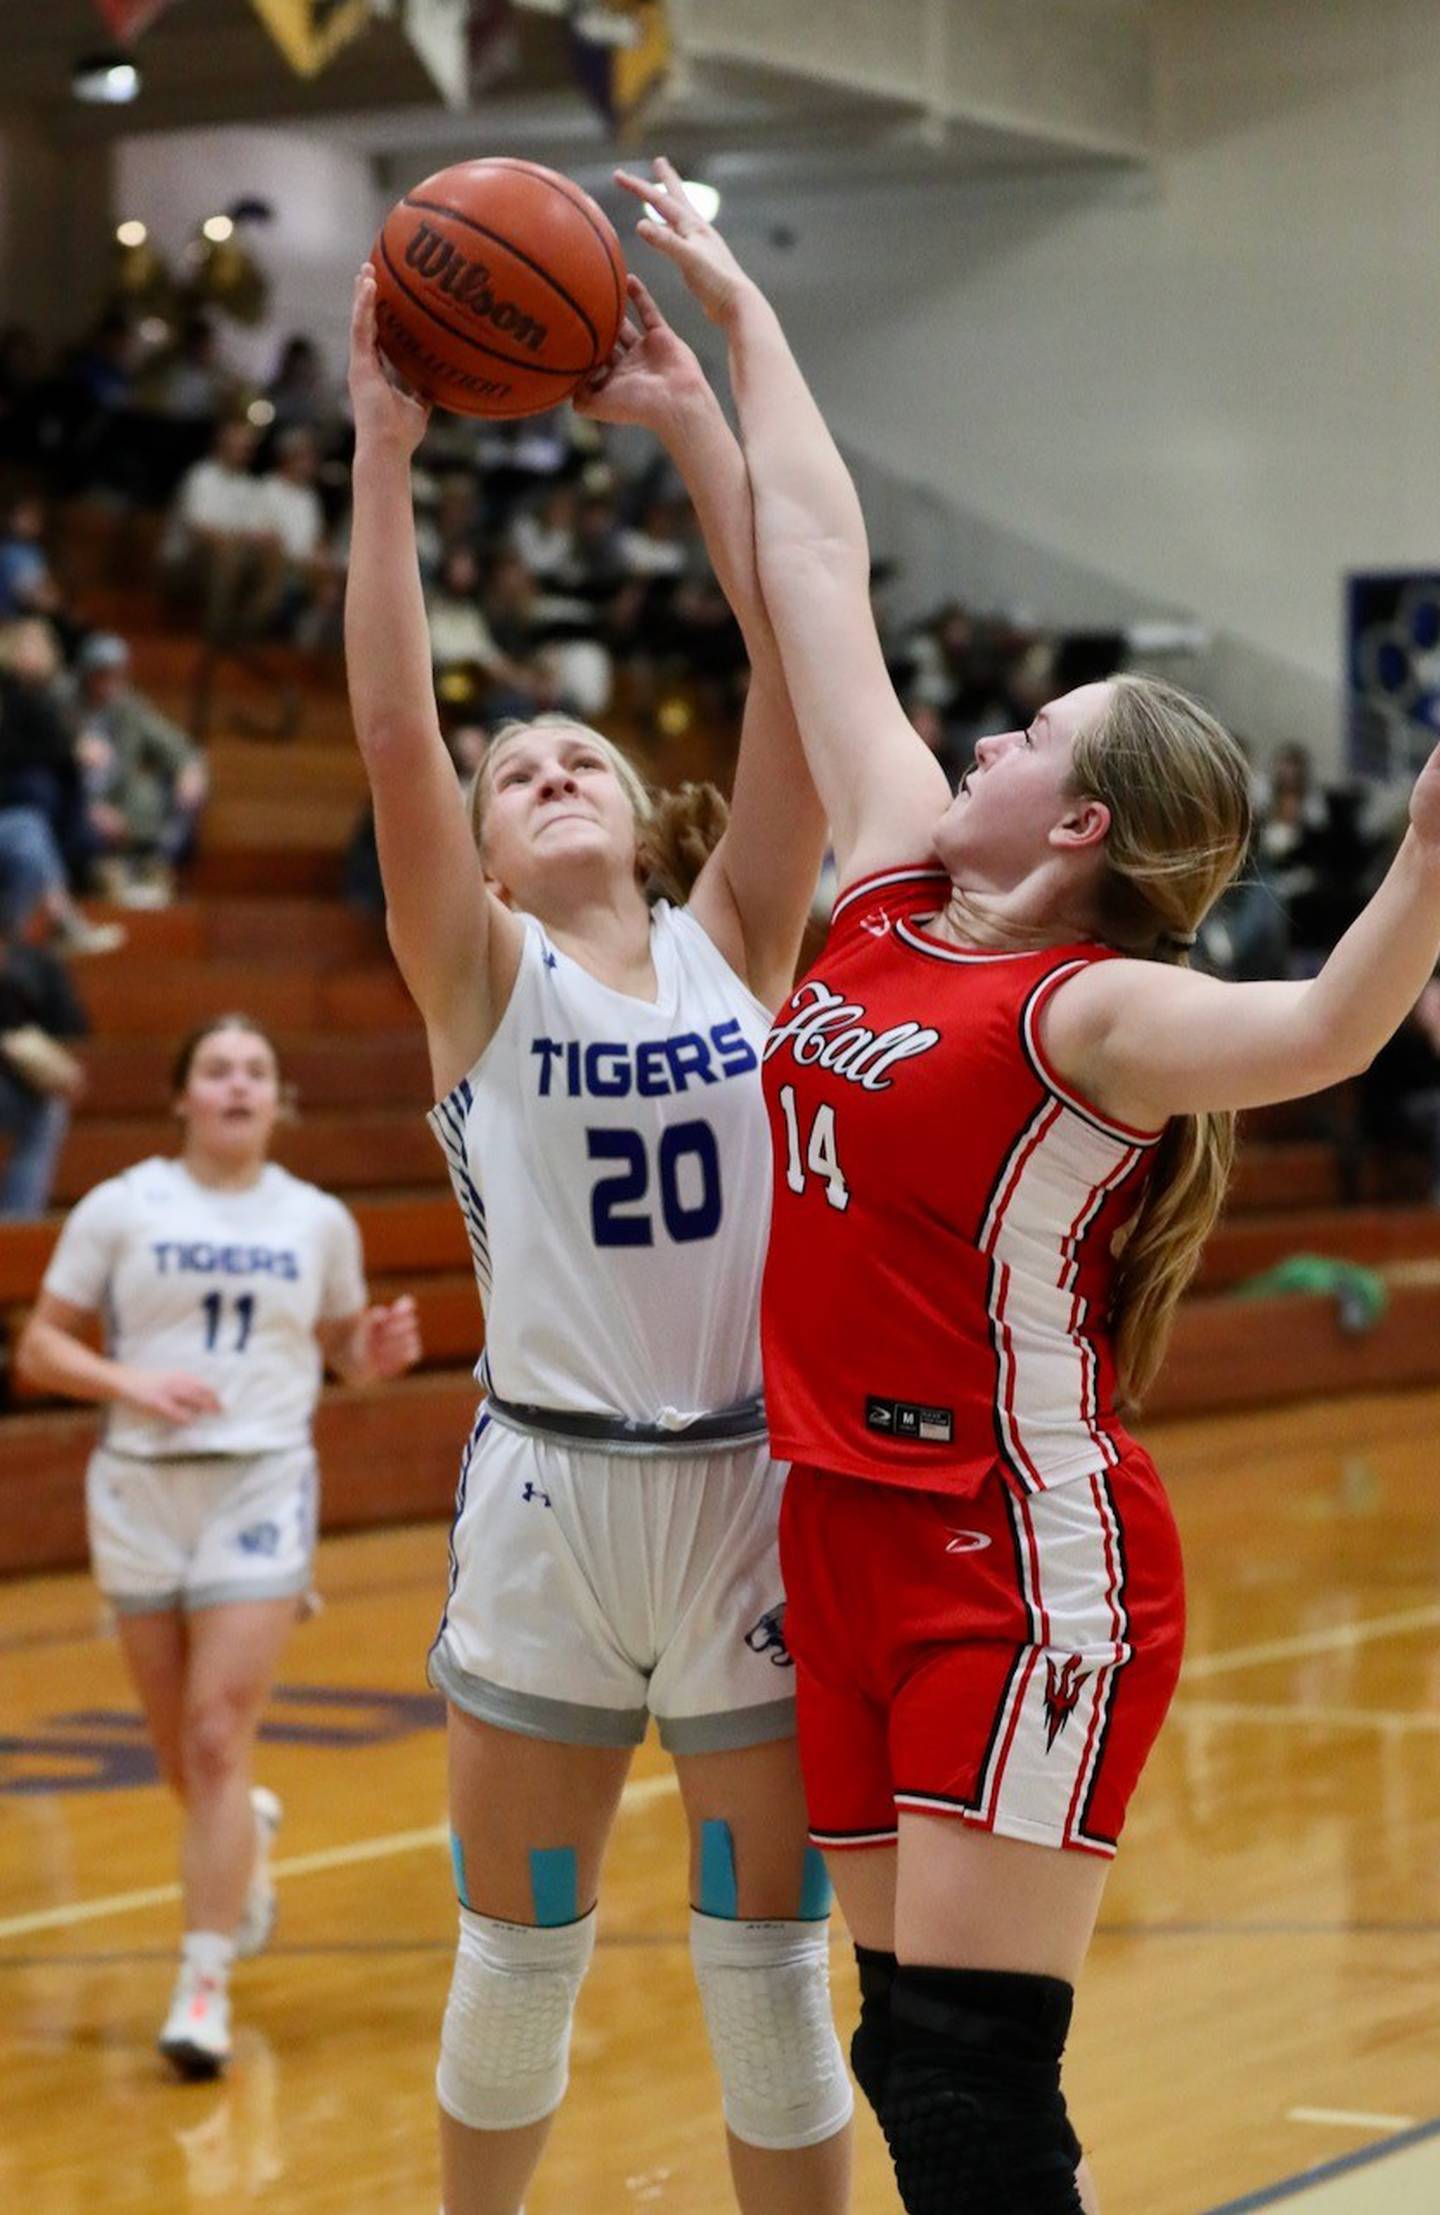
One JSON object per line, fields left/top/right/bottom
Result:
{"left": 1042, "top": 1654, "right": 1090, "bottom": 1750}
{"left": 234, "top": 1520, "right": 281, "bottom": 1557}
{"left": 743, "top": 1606, "right": 794, "bottom": 1669}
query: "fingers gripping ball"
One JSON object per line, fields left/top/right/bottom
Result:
{"left": 374, "top": 159, "right": 627, "bottom": 418}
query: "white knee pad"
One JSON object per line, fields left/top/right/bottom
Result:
{"left": 436, "top": 1905, "right": 596, "bottom": 2132}
{"left": 689, "top": 1910, "right": 854, "bottom": 2151}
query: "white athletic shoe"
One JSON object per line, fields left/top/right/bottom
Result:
{"left": 158, "top": 1963, "right": 232, "bottom": 2081}
{"left": 233, "top": 1786, "right": 283, "bottom": 1960}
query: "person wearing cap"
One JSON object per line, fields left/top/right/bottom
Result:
{"left": 75, "top": 634, "right": 208, "bottom": 905}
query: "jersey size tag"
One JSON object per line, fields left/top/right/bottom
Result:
{"left": 865, "top": 1395, "right": 954, "bottom": 1445}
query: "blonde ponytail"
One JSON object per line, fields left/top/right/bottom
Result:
{"left": 643, "top": 780, "right": 729, "bottom": 904}
{"left": 1070, "top": 678, "right": 1253, "bottom": 1405}
{"left": 1112, "top": 1104, "right": 1235, "bottom": 1404}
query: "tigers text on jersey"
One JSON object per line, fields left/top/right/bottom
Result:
{"left": 429, "top": 903, "right": 774, "bottom": 1424}
{"left": 43, "top": 1158, "right": 366, "bottom": 1457}
{"left": 760, "top": 866, "right": 1162, "bottom": 1498}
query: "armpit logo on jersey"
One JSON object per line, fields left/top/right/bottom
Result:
{"left": 763, "top": 981, "right": 940, "bottom": 1092}
{"left": 1042, "top": 1656, "right": 1091, "bottom": 1751}
{"left": 234, "top": 1520, "right": 282, "bottom": 1558}
{"left": 866, "top": 1395, "right": 954, "bottom": 1444}
{"left": 743, "top": 1606, "right": 794, "bottom": 1669}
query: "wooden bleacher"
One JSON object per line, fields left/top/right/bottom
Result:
{"left": 2, "top": 509, "right": 1439, "bottom": 1575}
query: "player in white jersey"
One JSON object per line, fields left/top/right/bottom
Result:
{"left": 347, "top": 265, "right": 854, "bottom": 2215}
{"left": 17, "top": 1013, "right": 420, "bottom": 2080}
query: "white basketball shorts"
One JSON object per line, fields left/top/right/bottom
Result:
{"left": 86, "top": 1443, "right": 318, "bottom": 1614}
{"left": 428, "top": 1410, "right": 798, "bottom": 1753}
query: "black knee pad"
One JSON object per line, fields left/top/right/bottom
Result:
{"left": 879, "top": 1965, "right": 1084, "bottom": 2215}
{"left": 848, "top": 1944, "right": 897, "bottom": 2117}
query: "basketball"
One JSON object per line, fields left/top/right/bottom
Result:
{"left": 372, "top": 158, "right": 627, "bottom": 419}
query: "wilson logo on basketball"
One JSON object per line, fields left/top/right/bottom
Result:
{"left": 404, "top": 223, "right": 550, "bottom": 354}
{"left": 1042, "top": 1655, "right": 1091, "bottom": 1751}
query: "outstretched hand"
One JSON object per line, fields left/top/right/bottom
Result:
{"left": 573, "top": 273, "right": 707, "bottom": 429}
{"left": 348, "top": 264, "right": 431, "bottom": 457}
{"left": 613, "top": 157, "right": 752, "bottom": 327}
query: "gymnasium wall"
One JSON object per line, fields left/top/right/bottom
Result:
{"left": 0, "top": 121, "right": 113, "bottom": 345}
{"left": 113, "top": 126, "right": 387, "bottom": 385}
{"left": 759, "top": 0, "right": 1440, "bottom": 761}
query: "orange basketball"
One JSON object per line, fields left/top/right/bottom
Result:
{"left": 372, "top": 158, "right": 627, "bottom": 419}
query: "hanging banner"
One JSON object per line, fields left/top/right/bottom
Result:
{"left": 468, "top": 0, "right": 520, "bottom": 98}
{"left": 91, "top": 0, "right": 180, "bottom": 36}
{"left": 248, "top": 0, "right": 375, "bottom": 78}
{"left": 568, "top": 0, "right": 671, "bottom": 137}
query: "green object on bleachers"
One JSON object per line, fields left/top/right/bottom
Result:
{"left": 1231, "top": 1254, "right": 1389, "bottom": 1335}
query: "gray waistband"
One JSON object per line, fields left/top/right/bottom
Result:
{"left": 483, "top": 1391, "right": 769, "bottom": 1457}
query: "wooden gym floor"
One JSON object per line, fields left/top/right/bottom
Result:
{"left": 3, "top": 1387, "right": 1440, "bottom": 2214}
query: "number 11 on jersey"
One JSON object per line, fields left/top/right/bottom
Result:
{"left": 777, "top": 1085, "right": 850, "bottom": 1211}
{"left": 201, "top": 1290, "right": 256, "bottom": 1353}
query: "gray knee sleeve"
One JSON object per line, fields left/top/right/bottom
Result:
{"left": 436, "top": 1905, "right": 596, "bottom": 2132}
{"left": 689, "top": 1909, "right": 854, "bottom": 2151}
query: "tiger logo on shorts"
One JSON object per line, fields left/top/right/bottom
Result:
{"left": 743, "top": 1607, "right": 794, "bottom": 1669}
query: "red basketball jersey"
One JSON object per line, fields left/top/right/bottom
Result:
{"left": 760, "top": 865, "right": 1163, "bottom": 1498}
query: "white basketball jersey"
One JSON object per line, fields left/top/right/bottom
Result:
{"left": 43, "top": 1157, "right": 367, "bottom": 1458}
{"left": 429, "top": 903, "right": 774, "bottom": 1424}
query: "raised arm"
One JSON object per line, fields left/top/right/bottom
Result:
{"left": 1043, "top": 762, "right": 1440, "bottom": 1125}
{"left": 344, "top": 267, "right": 522, "bottom": 1093}
{"left": 617, "top": 160, "right": 950, "bottom": 887}
{"left": 575, "top": 273, "right": 824, "bottom": 1006}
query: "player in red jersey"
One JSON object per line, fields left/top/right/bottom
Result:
{"left": 620, "top": 161, "right": 1440, "bottom": 2215}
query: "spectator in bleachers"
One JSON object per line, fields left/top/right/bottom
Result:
{"left": 0, "top": 496, "right": 63, "bottom": 624}
{"left": 253, "top": 430, "right": 332, "bottom": 634}
{"left": 0, "top": 875, "right": 88, "bottom": 1219}
{"left": 73, "top": 634, "right": 208, "bottom": 903}
{"left": 508, "top": 480, "right": 581, "bottom": 584}
{"left": 1257, "top": 740, "right": 1376, "bottom": 966}
{"left": 485, "top": 544, "right": 616, "bottom": 717}
{"left": 1355, "top": 974, "right": 1440, "bottom": 1203}
{"left": 1194, "top": 849, "right": 1291, "bottom": 982}
{"left": 161, "top": 419, "right": 287, "bottom": 647}
{"left": 568, "top": 488, "right": 627, "bottom": 599}
{"left": 264, "top": 335, "right": 336, "bottom": 435}
{"left": 0, "top": 618, "right": 95, "bottom": 890}
{"left": 67, "top": 307, "right": 138, "bottom": 420}
{"left": 150, "top": 314, "right": 235, "bottom": 427}
{"left": 424, "top": 544, "right": 562, "bottom": 717}
{"left": 0, "top": 804, "right": 124, "bottom": 957}
{"left": 617, "top": 490, "right": 692, "bottom": 579}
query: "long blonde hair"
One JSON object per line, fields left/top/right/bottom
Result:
{"left": 468, "top": 714, "right": 727, "bottom": 906}
{"left": 1069, "top": 676, "right": 1253, "bottom": 1404}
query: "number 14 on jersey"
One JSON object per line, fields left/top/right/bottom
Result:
{"left": 777, "top": 1086, "right": 850, "bottom": 1212}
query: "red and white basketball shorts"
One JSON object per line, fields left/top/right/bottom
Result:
{"left": 778, "top": 1449, "right": 1184, "bottom": 1860}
